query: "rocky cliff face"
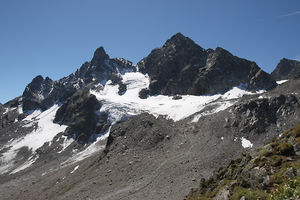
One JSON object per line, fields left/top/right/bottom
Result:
{"left": 138, "top": 33, "right": 276, "bottom": 96}
{"left": 227, "top": 94, "right": 300, "bottom": 135}
{"left": 271, "top": 58, "right": 300, "bottom": 81}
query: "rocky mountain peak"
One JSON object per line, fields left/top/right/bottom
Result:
{"left": 91, "top": 46, "right": 109, "bottom": 67}
{"left": 163, "top": 32, "right": 205, "bottom": 52}
{"left": 32, "top": 75, "right": 44, "bottom": 83}
{"left": 138, "top": 34, "right": 276, "bottom": 96}
{"left": 271, "top": 58, "right": 300, "bottom": 81}
{"left": 20, "top": 46, "right": 136, "bottom": 112}
{"left": 22, "top": 75, "right": 54, "bottom": 111}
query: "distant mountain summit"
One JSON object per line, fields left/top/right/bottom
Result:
{"left": 138, "top": 32, "right": 276, "bottom": 96}
{"left": 271, "top": 58, "right": 300, "bottom": 81}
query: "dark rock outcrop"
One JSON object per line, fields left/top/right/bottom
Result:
{"left": 138, "top": 88, "right": 150, "bottom": 99}
{"left": 0, "top": 104, "right": 3, "bottom": 114}
{"left": 3, "top": 97, "right": 21, "bottom": 108}
{"left": 226, "top": 94, "right": 300, "bottom": 134}
{"left": 0, "top": 110, "right": 18, "bottom": 128}
{"left": 22, "top": 76, "right": 55, "bottom": 111}
{"left": 138, "top": 33, "right": 276, "bottom": 96}
{"left": 90, "top": 47, "right": 109, "bottom": 67}
{"left": 271, "top": 58, "right": 300, "bottom": 81}
{"left": 105, "top": 113, "right": 174, "bottom": 153}
{"left": 54, "top": 88, "right": 109, "bottom": 143}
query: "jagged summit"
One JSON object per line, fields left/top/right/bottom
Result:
{"left": 22, "top": 75, "right": 54, "bottom": 111}
{"left": 271, "top": 58, "right": 300, "bottom": 81}
{"left": 138, "top": 33, "right": 276, "bottom": 96}
{"left": 163, "top": 32, "right": 205, "bottom": 51}
{"left": 21, "top": 46, "right": 135, "bottom": 112}
{"left": 91, "top": 46, "right": 109, "bottom": 67}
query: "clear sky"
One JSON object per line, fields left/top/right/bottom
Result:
{"left": 0, "top": 0, "right": 299, "bottom": 103}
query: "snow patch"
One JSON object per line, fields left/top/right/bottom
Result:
{"left": 191, "top": 100, "right": 235, "bottom": 123}
{"left": 15, "top": 105, "right": 67, "bottom": 151}
{"left": 70, "top": 165, "right": 79, "bottom": 174}
{"left": 18, "top": 105, "right": 23, "bottom": 114}
{"left": 62, "top": 128, "right": 110, "bottom": 165}
{"left": 0, "top": 105, "right": 67, "bottom": 174}
{"left": 91, "top": 72, "right": 259, "bottom": 124}
{"left": 57, "top": 136, "right": 74, "bottom": 154}
{"left": 276, "top": 80, "right": 288, "bottom": 85}
{"left": 3, "top": 107, "right": 17, "bottom": 115}
{"left": 241, "top": 137, "right": 253, "bottom": 148}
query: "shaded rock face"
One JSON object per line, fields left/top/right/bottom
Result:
{"left": 54, "top": 88, "right": 109, "bottom": 143}
{"left": 3, "top": 97, "right": 21, "bottom": 108}
{"left": 137, "top": 33, "right": 276, "bottom": 95}
{"left": 22, "top": 47, "right": 135, "bottom": 112}
{"left": 226, "top": 94, "right": 300, "bottom": 134}
{"left": 271, "top": 58, "right": 300, "bottom": 81}
{"left": 0, "top": 104, "right": 4, "bottom": 114}
{"left": 0, "top": 110, "right": 18, "bottom": 129}
{"left": 0, "top": 97, "right": 25, "bottom": 129}
{"left": 105, "top": 113, "right": 175, "bottom": 153}
{"left": 22, "top": 76, "right": 54, "bottom": 111}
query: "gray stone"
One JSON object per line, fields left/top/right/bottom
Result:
{"left": 271, "top": 58, "right": 300, "bottom": 81}
{"left": 213, "top": 186, "right": 230, "bottom": 200}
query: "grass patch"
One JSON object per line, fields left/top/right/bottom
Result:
{"left": 291, "top": 124, "right": 300, "bottom": 138}
{"left": 260, "top": 149, "right": 273, "bottom": 157}
{"left": 232, "top": 186, "right": 269, "bottom": 200}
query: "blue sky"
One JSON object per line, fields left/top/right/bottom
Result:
{"left": 0, "top": 0, "right": 300, "bottom": 103}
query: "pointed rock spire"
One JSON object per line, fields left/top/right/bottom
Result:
{"left": 91, "top": 46, "right": 109, "bottom": 66}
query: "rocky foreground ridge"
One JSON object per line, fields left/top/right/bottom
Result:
{"left": 186, "top": 122, "right": 300, "bottom": 200}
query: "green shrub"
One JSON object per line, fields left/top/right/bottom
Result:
{"left": 270, "top": 155, "right": 283, "bottom": 167}
{"left": 291, "top": 124, "right": 300, "bottom": 138}
{"left": 270, "top": 177, "right": 300, "bottom": 200}
{"left": 260, "top": 149, "right": 273, "bottom": 157}
{"left": 277, "top": 142, "right": 294, "bottom": 156}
